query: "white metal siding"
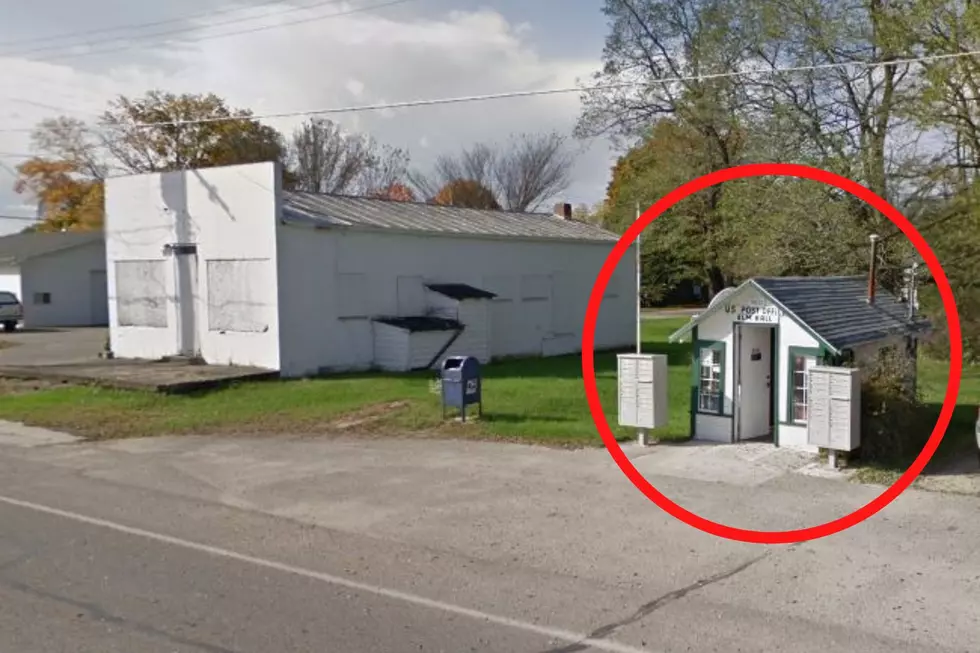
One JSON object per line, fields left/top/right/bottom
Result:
{"left": 372, "top": 322, "right": 409, "bottom": 371}
{"left": 274, "top": 226, "right": 636, "bottom": 377}
{"left": 407, "top": 331, "right": 456, "bottom": 370}
{"left": 105, "top": 162, "right": 281, "bottom": 369}
{"left": 443, "top": 300, "right": 490, "bottom": 363}
{"left": 20, "top": 240, "right": 107, "bottom": 328}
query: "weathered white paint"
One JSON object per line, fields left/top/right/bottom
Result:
{"left": 105, "top": 163, "right": 281, "bottom": 369}
{"left": 276, "top": 222, "right": 635, "bottom": 378}
{"left": 20, "top": 240, "right": 107, "bottom": 328}
{"left": 107, "top": 162, "right": 635, "bottom": 375}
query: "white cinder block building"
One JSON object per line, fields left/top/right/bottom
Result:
{"left": 0, "top": 231, "right": 108, "bottom": 328}
{"left": 103, "top": 161, "right": 636, "bottom": 376}
{"left": 668, "top": 276, "right": 930, "bottom": 452}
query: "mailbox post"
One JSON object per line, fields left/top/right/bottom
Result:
{"left": 440, "top": 356, "right": 482, "bottom": 422}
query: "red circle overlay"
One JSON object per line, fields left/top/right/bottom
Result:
{"left": 581, "top": 162, "right": 963, "bottom": 544}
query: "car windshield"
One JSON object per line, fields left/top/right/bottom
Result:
{"left": 0, "top": 292, "right": 19, "bottom": 304}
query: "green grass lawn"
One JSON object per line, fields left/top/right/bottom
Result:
{"left": 0, "top": 319, "right": 694, "bottom": 445}
{"left": 0, "top": 318, "right": 974, "bottom": 460}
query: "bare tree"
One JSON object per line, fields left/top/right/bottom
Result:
{"left": 409, "top": 131, "right": 575, "bottom": 211}
{"left": 493, "top": 132, "right": 574, "bottom": 211}
{"left": 288, "top": 118, "right": 373, "bottom": 193}
{"left": 286, "top": 117, "right": 410, "bottom": 195}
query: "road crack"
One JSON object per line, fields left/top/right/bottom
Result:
{"left": 540, "top": 549, "right": 778, "bottom": 653}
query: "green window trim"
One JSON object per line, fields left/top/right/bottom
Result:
{"left": 694, "top": 339, "right": 727, "bottom": 416}
{"left": 785, "top": 346, "right": 826, "bottom": 426}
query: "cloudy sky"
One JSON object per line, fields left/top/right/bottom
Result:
{"left": 0, "top": 0, "right": 619, "bottom": 234}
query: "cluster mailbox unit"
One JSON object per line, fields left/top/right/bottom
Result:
{"left": 617, "top": 353, "right": 669, "bottom": 444}
{"left": 806, "top": 365, "right": 861, "bottom": 467}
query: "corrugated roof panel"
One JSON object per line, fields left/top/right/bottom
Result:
{"left": 280, "top": 192, "right": 620, "bottom": 243}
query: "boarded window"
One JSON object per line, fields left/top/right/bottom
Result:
{"left": 115, "top": 259, "right": 168, "bottom": 328}
{"left": 521, "top": 274, "right": 550, "bottom": 300}
{"left": 207, "top": 259, "right": 272, "bottom": 333}
{"left": 338, "top": 273, "right": 368, "bottom": 318}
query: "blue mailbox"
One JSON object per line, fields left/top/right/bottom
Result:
{"left": 440, "top": 355, "right": 482, "bottom": 422}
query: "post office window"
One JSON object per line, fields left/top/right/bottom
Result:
{"left": 788, "top": 347, "right": 821, "bottom": 424}
{"left": 697, "top": 341, "right": 725, "bottom": 414}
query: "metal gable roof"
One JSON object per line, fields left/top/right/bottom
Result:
{"left": 669, "top": 275, "right": 930, "bottom": 353}
{"left": 0, "top": 231, "right": 103, "bottom": 266}
{"left": 280, "top": 192, "right": 621, "bottom": 243}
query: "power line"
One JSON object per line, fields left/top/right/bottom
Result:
{"left": 100, "top": 47, "right": 980, "bottom": 130}
{"left": 0, "top": 0, "right": 298, "bottom": 49}
{"left": 0, "top": 214, "right": 38, "bottom": 222}
{"left": 2, "top": 46, "right": 977, "bottom": 135}
{"left": 9, "top": 0, "right": 419, "bottom": 63}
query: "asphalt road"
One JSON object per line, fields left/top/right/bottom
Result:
{"left": 0, "top": 429, "right": 978, "bottom": 653}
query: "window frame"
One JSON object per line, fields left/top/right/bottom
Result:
{"left": 786, "top": 346, "right": 822, "bottom": 425}
{"left": 695, "top": 340, "right": 726, "bottom": 416}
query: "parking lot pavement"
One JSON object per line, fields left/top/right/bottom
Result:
{"left": 0, "top": 327, "right": 107, "bottom": 366}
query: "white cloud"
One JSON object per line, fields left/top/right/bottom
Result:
{"left": 0, "top": 4, "right": 615, "bottom": 217}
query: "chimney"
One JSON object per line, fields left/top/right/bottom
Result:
{"left": 554, "top": 202, "right": 572, "bottom": 220}
{"left": 867, "top": 234, "right": 880, "bottom": 304}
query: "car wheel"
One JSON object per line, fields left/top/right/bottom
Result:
{"left": 2, "top": 321, "right": 15, "bottom": 332}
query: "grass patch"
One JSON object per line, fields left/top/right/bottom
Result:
{"left": 0, "top": 319, "right": 694, "bottom": 445}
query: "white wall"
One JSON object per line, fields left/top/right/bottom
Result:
{"left": 104, "top": 162, "right": 281, "bottom": 368}
{"left": 0, "top": 267, "right": 20, "bottom": 299}
{"left": 276, "top": 225, "right": 636, "bottom": 377}
{"left": 20, "top": 240, "right": 107, "bottom": 328}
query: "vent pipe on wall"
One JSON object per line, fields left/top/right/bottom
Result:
{"left": 867, "top": 234, "right": 880, "bottom": 304}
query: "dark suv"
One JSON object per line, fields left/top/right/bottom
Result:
{"left": 0, "top": 291, "right": 23, "bottom": 332}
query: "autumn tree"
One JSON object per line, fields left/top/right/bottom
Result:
{"left": 99, "top": 91, "right": 285, "bottom": 173}
{"left": 371, "top": 182, "right": 416, "bottom": 202}
{"left": 13, "top": 159, "right": 103, "bottom": 232}
{"left": 286, "top": 117, "right": 409, "bottom": 195}
{"left": 13, "top": 91, "right": 289, "bottom": 231}
{"left": 411, "top": 132, "right": 574, "bottom": 212}
{"left": 432, "top": 179, "right": 500, "bottom": 209}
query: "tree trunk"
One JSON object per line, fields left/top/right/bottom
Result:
{"left": 706, "top": 266, "right": 727, "bottom": 298}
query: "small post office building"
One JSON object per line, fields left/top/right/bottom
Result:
{"left": 668, "top": 275, "right": 930, "bottom": 451}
